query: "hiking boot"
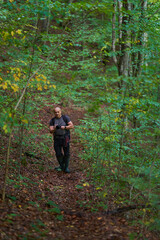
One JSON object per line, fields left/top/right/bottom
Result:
{"left": 64, "top": 168, "right": 70, "bottom": 173}
{"left": 64, "top": 157, "right": 70, "bottom": 173}
{"left": 56, "top": 156, "right": 65, "bottom": 171}
{"left": 54, "top": 166, "right": 62, "bottom": 171}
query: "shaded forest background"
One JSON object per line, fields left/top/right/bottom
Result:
{"left": 0, "top": 0, "right": 160, "bottom": 239}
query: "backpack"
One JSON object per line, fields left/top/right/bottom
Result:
{"left": 51, "top": 115, "right": 70, "bottom": 135}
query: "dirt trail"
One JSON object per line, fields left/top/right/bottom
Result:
{"left": 38, "top": 105, "right": 137, "bottom": 240}
{"left": 0, "top": 105, "right": 157, "bottom": 240}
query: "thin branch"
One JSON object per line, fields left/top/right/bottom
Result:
{"left": 148, "top": 7, "right": 160, "bottom": 20}
{"left": 2, "top": 130, "right": 12, "bottom": 202}
{"left": 105, "top": 204, "right": 152, "bottom": 215}
{"left": 14, "top": 21, "right": 71, "bottom": 111}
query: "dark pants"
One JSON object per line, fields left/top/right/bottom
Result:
{"left": 54, "top": 136, "right": 70, "bottom": 160}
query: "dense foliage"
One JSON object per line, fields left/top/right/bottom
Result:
{"left": 0, "top": 0, "right": 160, "bottom": 236}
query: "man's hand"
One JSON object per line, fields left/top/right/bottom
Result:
{"left": 61, "top": 121, "right": 74, "bottom": 130}
{"left": 56, "top": 125, "right": 61, "bottom": 129}
{"left": 49, "top": 125, "right": 56, "bottom": 133}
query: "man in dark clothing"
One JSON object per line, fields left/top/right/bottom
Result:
{"left": 49, "top": 107, "right": 74, "bottom": 173}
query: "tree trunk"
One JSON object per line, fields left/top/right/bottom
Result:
{"left": 142, "top": 1, "right": 148, "bottom": 68}
{"left": 118, "top": 0, "right": 122, "bottom": 51}
{"left": 130, "top": 2, "right": 137, "bottom": 77}
{"left": 118, "top": 0, "right": 129, "bottom": 78}
{"left": 2, "top": 130, "right": 12, "bottom": 201}
{"left": 18, "top": 16, "right": 39, "bottom": 172}
{"left": 112, "top": 0, "right": 117, "bottom": 65}
{"left": 136, "top": 0, "right": 147, "bottom": 76}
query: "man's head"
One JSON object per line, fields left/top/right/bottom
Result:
{"left": 54, "top": 107, "right": 62, "bottom": 119}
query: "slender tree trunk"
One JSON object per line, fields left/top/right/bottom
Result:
{"left": 2, "top": 130, "right": 13, "bottom": 202}
{"left": 117, "top": 0, "right": 123, "bottom": 87}
{"left": 18, "top": 17, "right": 39, "bottom": 173}
{"left": 127, "top": 2, "right": 132, "bottom": 76}
{"left": 143, "top": 1, "right": 148, "bottom": 68}
{"left": 117, "top": 84, "right": 128, "bottom": 178}
{"left": 121, "top": 0, "right": 129, "bottom": 77}
{"left": 118, "top": 0, "right": 122, "bottom": 52}
{"left": 45, "top": 0, "right": 51, "bottom": 43}
{"left": 136, "top": 0, "right": 147, "bottom": 76}
{"left": 112, "top": 0, "right": 117, "bottom": 65}
{"left": 130, "top": 2, "right": 137, "bottom": 77}
{"left": 82, "top": 12, "right": 85, "bottom": 62}
{"left": 118, "top": 0, "right": 129, "bottom": 80}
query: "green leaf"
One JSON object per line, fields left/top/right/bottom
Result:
{"left": 48, "top": 207, "right": 61, "bottom": 214}
{"left": 56, "top": 215, "right": 63, "bottom": 221}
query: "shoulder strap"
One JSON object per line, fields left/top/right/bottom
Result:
{"left": 51, "top": 117, "right": 55, "bottom": 125}
{"left": 51, "top": 116, "right": 69, "bottom": 128}
{"left": 62, "top": 115, "right": 68, "bottom": 125}
{"left": 62, "top": 115, "right": 70, "bottom": 135}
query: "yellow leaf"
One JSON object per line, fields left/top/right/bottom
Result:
{"left": 11, "top": 31, "right": 14, "bottom": 36}
{"left": 38, "top": 47, "right": 42, "bottom": 52}
{"left": 112, "top": 109, "right": 121, "bottom": 113}
{"left": 41, "top": 74, "right": 47, "bottom": 80}
{"left": 9, "top": 0, "right": 14, "bottom": 2}
{"left": 3, "top": 125, "right": 8, "bottom": 133}
{"left": 83, "top": 182, "right": 90, "bottom": 187}
{"left": 115, "top": 117, "right": 119, "bottom": 122}
{"left": 0, "top": 82, "right": 8, "bottom": 89}
{"left": 11, "top": 84, "right": 19, "bottom": 92}
{"left": 52, "top": 85, "right": 56, "bottom": 89}
{"left": 44, "top": 85, "right": 48, "bottom": 89}
{"left": 3, "top": 32, "right": 9, "bottom": 40}
{"left": 22, "top": 119, "right": 28, "bottom": 124}
{"left": 37, "top": 84, "right": 42, "bottom": 91}
{"left": 16, "top": 29, "right": 22, "bottom": 34}
{"left": 96, "top": 187, "right": 102, "bottom": 190}
{"left": 67, "top": 225, "right": 74, "bottom": 228}
{"left": 103, "top": 192, "right": 107, "bottom": 197}
{"left": 13, "top": 74, "right": 20, "bottom": 81}
{"left": 104, "top": 137, "right": 110, "bottom": 141}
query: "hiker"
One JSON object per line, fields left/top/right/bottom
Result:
{"left": 49, "top": 107, "right": 74, "bottom": 173}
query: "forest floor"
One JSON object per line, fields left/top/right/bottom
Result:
{"left": 0, "top": 103, "right": 158, "bottom": 240}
